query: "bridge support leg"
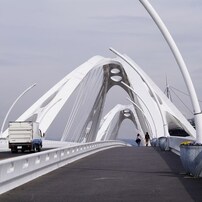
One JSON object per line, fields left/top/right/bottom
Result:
{"left": 180, "top": 145, "right": 202, "bottom": 177}
{"left": 158, "top": 137, "right": 170, "bottom": 151}
{"left": 150, "top": 138, "right": 158, "bottom": 147}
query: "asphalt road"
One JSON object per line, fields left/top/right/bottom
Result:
{"left": 1, "top": 147, "right": 202, "bottom": 202}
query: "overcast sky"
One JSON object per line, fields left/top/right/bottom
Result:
{"left": 0, "top": 0, "right": 202, "bottom": 138}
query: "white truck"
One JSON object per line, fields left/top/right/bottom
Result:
{"left": 8, "top": 121, "right": 43, "bottom": 153}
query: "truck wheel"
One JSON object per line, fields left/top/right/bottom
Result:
{"left": 37, "top": 145, "right": 42, "bottom": 152}
{"left": 11, "top": 149, "right": 16, "bottom": 153}
{"left": 11, "top": 147, "right": 18, "bottom": 153}
{"left": 32, "top": 144, "right": 37, "bottom": 153}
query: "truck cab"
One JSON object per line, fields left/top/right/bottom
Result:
{"left": 8, "top": 121, "right": 43, "bottom": 153}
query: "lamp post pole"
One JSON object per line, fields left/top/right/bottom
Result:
{"left": 126, "top": 97, "right": 155, "bottom": 138}
{"left": 122, "top": 81, "right": 157, "bottom": 138}
{"left": 139, "top": 0, "right": 202, "bottom": 144}
{"left": 0, "top": 83, "right": 36, "bottom": 136}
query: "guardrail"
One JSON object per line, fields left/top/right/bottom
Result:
{"left": 0, "top": 140, "right": 128, "bottom": 194}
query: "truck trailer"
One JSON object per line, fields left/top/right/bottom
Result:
{"left": 8, "top": 121, "right": 43, "bottom": 153}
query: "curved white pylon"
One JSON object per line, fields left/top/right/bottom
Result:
{"left": 139, "top": 0, "right": 202, "bottom": 143}
{"left": 2, "top": 54, "right": 196, "bottom": 143}
{"left": 96, "top": 104, "right": 144, "bottom": 141}
{"left": 110, "top": 47, "right": 169, "bottom": 137}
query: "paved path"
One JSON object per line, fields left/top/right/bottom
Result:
{"left": 1, "top": 147, "right": 202, "bottom": 202}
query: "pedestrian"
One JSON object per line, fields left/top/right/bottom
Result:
{"left": 136, "top": 134, "right": 141, "bottom": 146}
{"left": 145, "top": 132, "right": 150, "bottom": 146}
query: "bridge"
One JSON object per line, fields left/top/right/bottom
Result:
{"left": 1, "top": 0, "right": 202, "bottom": 200}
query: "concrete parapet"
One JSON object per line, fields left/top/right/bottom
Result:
{"left": 158, "top": 137, "right": 170, "bottom": 151}
{"left": 180, "top": 145, "right": 202, "bottom": 177}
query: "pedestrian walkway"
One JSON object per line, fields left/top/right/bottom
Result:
{"left": 1, "top": 147, "right": 202, "bottom": 201}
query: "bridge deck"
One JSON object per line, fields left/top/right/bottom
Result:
{"left": 1, "top": 146, "right": 202, "bottom": 201}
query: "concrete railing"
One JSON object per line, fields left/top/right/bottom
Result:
{"left": 0, "top": 140, "right": 128, "bottom": 194}
{"left": 168, "top": 136, "right": 195, "bottom": 155}
{"left": 153, "top": 136, "right": 195, "bottom": 155}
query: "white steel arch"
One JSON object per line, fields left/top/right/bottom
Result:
{"left": 96, "top": 104, "right": 144, "bottom": 142}
{"left": 1, "top": 55, "right": 196, "bottom": 143}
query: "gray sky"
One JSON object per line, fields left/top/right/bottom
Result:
{"left": 0, "top": 0, "right": 202, "bottom": 138}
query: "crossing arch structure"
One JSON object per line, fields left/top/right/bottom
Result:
{"left": 2, "top": 54, "right": 196, "bottom": 142}
{"left": 96, "top": 104, "right": 151, "bottom": 142}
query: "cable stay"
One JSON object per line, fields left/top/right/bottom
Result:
{"left": 170, "top": 86, "right": 202, "bottom": 103}
{"left": 163, "top": 79, "right": 194, "bottom": 116}
{"left": 164, "top": 76, "right": 172, "bottom": 102}
{"left": 169, "top": 87, "right": 193, "bottom": 115}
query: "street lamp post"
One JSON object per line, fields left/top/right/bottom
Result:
{"left": 122, "top": 81, "right": 157, "bottom": 138}
{"left": 139, "top": 0, "right": 202, "bottom": 144}
{"left": 126, "top": 97, "right": 154, "bottom": 138}
{"left": 0, "top": 83, "right": 36, "bottom": 136}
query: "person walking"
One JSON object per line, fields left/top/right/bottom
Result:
{"left": 136, "top": 134, "right": 141, "bottom": 146}
{"left": 145, "top": 132, "right": 150, "bottom": 146}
